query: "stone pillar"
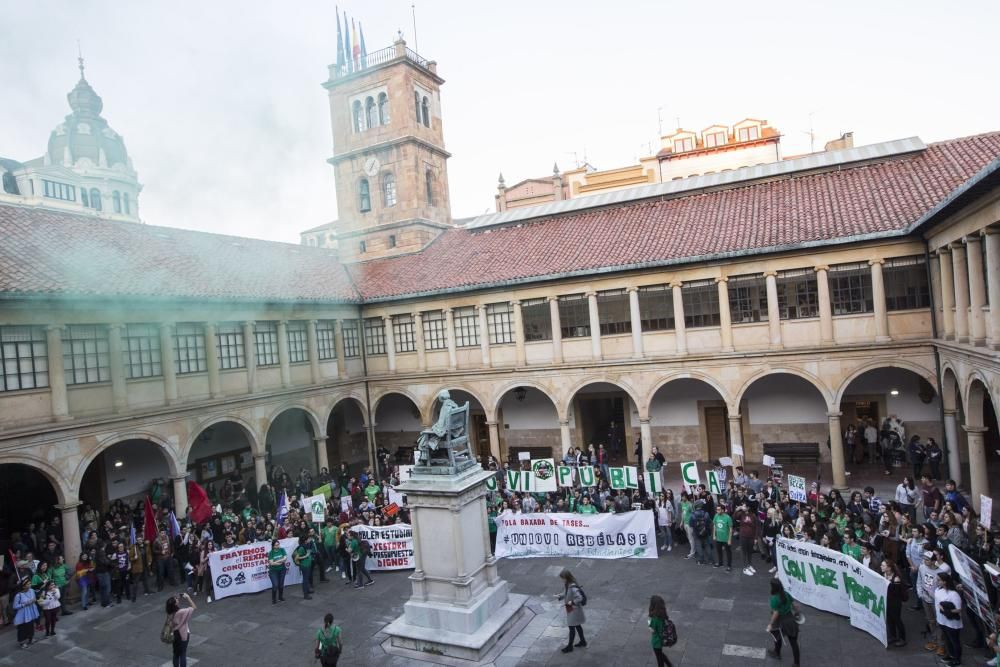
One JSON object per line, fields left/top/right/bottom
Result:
{"left": 671, "top": 282, "right": 687, "bottom": 355}
{"left": 815, "top": 266, "right": 835, "bottom": 344}
{"left": 315, "top": 435, "right": 330, "bottom": 472}
{"left": 486, "top": 420, "right": 501, "bottom": 460}
{"left": 277, "top": 320, "right": 291, "bottom": 387}
{"left": 333, "top": 320, "right": 347, "bottom": 379}
{"left": 929, "top": 254, "right": 945, "bottom": 336}
{"left": 477, "top": 306, "right": 491, "bottom": 367}
{"left": 172, "top": 474, "right": 189, "bottom": 517}
{"left": 384, "top": 316, "right": 397, "bottom": 372}
{"left": 966, "top": 235, "right": 987, "bottom": 346}
{"left": 965, "top": 425, "right": 989, "bottom": 513}
{"left": 559, "top": 419, "right": 572, "bottom": 455}
{"left": 307, "top": 320, "right": 321, "bottom": 384}
{"left": 952, "top": 242, "right": 970, "bottom": 343}
{"left": 444, "top": 308, "right": 457, "bottom": 370}
{"left": 869, "top": 259, "right": 891, "bottom": 342}
{"left": 243, "top": 321, "right": 257, "bottom": 392}
{"left": 57, "top": 502, "right": 82, "bottom": 577}
{"left": 628, "top": 287, "right": 644, "bottom": 358}
{"left": 549, "top": 297, "right": 563, "bottom": 363}
{"left": 716, "top": 278, "right": 734, "bottom": 352}
{"left": 828, "top": 412, "right": 847, "bottom": 489}
{"left": 587, "top": 291, "right": 602, "bottom": 360}
{"left": 639, "top": 419, "right": 652, "bottom": 467}
{"left": 511, "top": 301, "right": 526, "bottom": 367}
{"left": 764, "top": 271, "right": 782, "bottom": 348}
{"left": 46, "top": 325, "right": 69, "bottom": 420}
{"left": 413, "top": 312, "right": 427, "bottom": 371}
{"left": 938, "top": 248, "right": 955, "bottom": 339}
{"left": 159, "top": 323, "right": 178, "bottom": 404}
{"left": 728, "top": 414, "right": 744, "bottom": 467}
{"left": 254, "top": 453, "right": 268, "bottom": 487}
{"left": 107, "top": 324, "right": 127, "bottom": 412}
{"left": 944, "top": 409, "right": 962, "bottom": 486}
{"left": 986, "top": 228, "right": 1000, "bottom": 348}
{"left": 205, "top": 322, "right": 222, "bottom": 398}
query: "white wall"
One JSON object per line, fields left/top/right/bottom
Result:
{"left": 375, "top": 394, "right": 423, "bottom": 431}
{"left": 185, "top": 421, "right": 252, "bottom": 465}
{"left": 745, "top": 375, "right": 827, "bottom": 424}
{"left": 649, "top": 379, "right": 722, "bottom": 426}
{"left": 842, "top": 367, "right": 940, "bottom": 420}
{"left": 500, "top": 388, "right": 558, "bottom": 429}
{"left": 102, "top": 439, "right": 171, "bottom": 502}
{"left": 267, "top": 410, "right": 315, "bottom": 472}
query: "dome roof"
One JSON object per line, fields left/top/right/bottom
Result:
{"left": 46, "top": 61, "right": 130, "bottom": 170}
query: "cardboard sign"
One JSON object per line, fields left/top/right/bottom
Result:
{"left": 719, "top": 456, "right": 734, "bottom": 467}
{"left": 505, "top": 469, "right": 532, "bottom": 492}
{"left": 485, "top": 474, "right": 498, "bottom": 491}
{"left": 731, "top": 444, "right": 744, "bottom": 457}
{"left": 645, "top": 469, "right": 663, "bottom": 494}
{"left": 531, "top": 458, "right": 557, "bottom": 492}
{"left": 980, "top": 495, "right": 992, "bottom": 529}
{"left": 706, "top": 470, "right": 722, "bottom": 495}
{"left": 788, "top": 475, "right": 807, "bottom": 502}
{"left": 762, "top": 454, "right": 776, "bottom": 467}
{"left": 557, "top": 465, "right": 574, "bottom": 487}
{"left": 304, "top": 494, "right": 326, "bottom": 524}
{"left": 609, "top": 466, "right": 639, "bottom": 490}
{"left": 384, "top": 502, "right": 400, "bottom": 517}
{"left": 517, "top": 451, "right": 531, "bottom": 461}
{"left": 680, "top": 461, "right": 700, "bottom": 488}
{"left": 578, "top": 466, "right": 596, "bottom": 487}
{"left": 398, "top": 465, "right": 414, "bottom": 482}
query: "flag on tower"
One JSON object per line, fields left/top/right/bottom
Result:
{"left": 352, "top": 18, "right": 360, "bottom": 68}
{"left": 335, "top": 7, "right": 344, "bottom": 70}
{"left": 343, "top": 14, "right": 352, "bottom": 71}
{"left": 360, "top": 22, "right": 367, "bottom": 61}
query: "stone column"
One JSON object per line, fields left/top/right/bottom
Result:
{"left": 938, "top": 248, "right": 955, "bottom": 339}
{"left": 986, "top": 228, "right": 1000, "bottom": 348}
{"left": 383, "top": 316, "right": 397, "bottom": 372}
{"left": 728, "top": 414, "right": 744, "bottom": 467}
{"left": 716, "top": 278, "right": 734, "bottom": 352}
{"left": 587, "top": 291, "right": 602, "bottom": 360}
{"left": 413, "top": 312, "right": 427, "bottom": 371}
{"left": 315, "top": 435, "right": 330, "bottom": 472}
{"left": 965, "top": 425, "right": 989, "bottom": 513}
{"left": 444, "top": 308, "right": 457, "bottom": 370}
{"left": 46, "top": 325, "right": 69, "bottom": 420}
{"left": 764, "top": 271, "right": 782, "bottom": 348}
{"left": 628, "top": 287, "right": 644, "bottom": 358}
{"left": 944, "top": 409, "right": 962, "bottom": 486}
{"left": 511, "top": 301, "right": 526, "bottom": 367}
{"left": 815, "top": 266, "right": 835, "bottom": 344}
{"left": 243, "top": 321, "right": 257, "bottom": 392}
{"left": 254, "top": 453, "right": 268, "bottom": 487}
{"left": 486, "top": 420, "right": 501, "bottom": 460}
{"left": 159, "top": 323, "right": 178, "bottom": 404}
{"left": 869, "top": 259, "right": 891, "bottom": 342}
{"left": 639, "top": 419, "right": 652, "bottom": 467}
{"left": 172, "top": 474, "right": 189, "bottom": 516}
{"left": 477, "top": 306, "right": 491, "bottom": 367}
{"left": 929, "top": 254, "right": 945, "bottom": 336}
{"left": 952, "top": 242, "right": 970, "bottom": 343}
{"left": 333, "top": 320, "right": 347, "bottom": 379}
{"left": 828, "top": 412, "right": 847, "bottom": 489}
{"left": 204, "top": 322, "right": 222, "bottom": 398}
{"left": 277, "top": 320, "right": 291, "bottom": 387}
{"left": 549, "top": 297, "right": 563, "bottom": 363}
{"left": 307, "top": 320, "right": 321, "bottom": 384}
{"left": 559, "top": 419, "right": 572, "bottom": 455}
{"left": 671, "top": 282, "right": 687, "bottom": 355}
{"left": 966, "top": 235, "right": 987, "bottom": 346}
{"left": 107, "top": 324, "right": 127, "bottom": 412}
{"left": 57, "top": 502, "right": 82, "bottom": 578}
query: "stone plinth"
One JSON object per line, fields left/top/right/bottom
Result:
{"left": 383, "top": 464, "right": 526, "bottom": 661}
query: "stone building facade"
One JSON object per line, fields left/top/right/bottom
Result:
{"left": 2, "top": 42, "right": 1000, "bottom": 572}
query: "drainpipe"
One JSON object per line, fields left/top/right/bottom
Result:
{"left": 357, "top": 304, "right": 380, "bottom": 483}
{"left": 925, "top": 240, "right": 952, "bottom": 480}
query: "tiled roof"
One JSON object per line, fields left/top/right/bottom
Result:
{"left": 0, "top": 206, "right": 359, "bottom": 302}
{"left": 351, "top": 132, "right": 1000, "bottom": 300}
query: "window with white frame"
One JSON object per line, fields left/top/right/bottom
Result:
{"left": 728, "top": 274, "right": 766, "bottom": 323}
{"left": 682, "top": 280, "right": 720, "bottom": 328}
{"left": 378, "top": 92, "right": 390, "bottom": 125}
{"left": 1, "top": 326, "right": 48, "bottom": 392}
{"left": 42, "top": 179, "right": 75, "bottom": 201}
{"left": 884, "top": 256, "right": 930, "bottom": 311}
{"left": 597, "top": 289, "right": 631, "bottom": 335}
{"left": 704, "top": 131, "right": 727, "bottom": 148}
{"left": 558, "top": 294, "right": 590, "bottom": 338}
{"left": 254, "top": 321, "right": 279, "bottom": 366}
{"left": 673, "top": 136, "right": 694, "bottom": 153}
{"left": 216, "top": 323, "right": 245, "bottom": 369}
{"left": 776, "top": 269, "right": 818, "bottom": 319}
{"left": 421, "top": 310, "right": 447, "bottom": 350}
{"left": 363, "top": 318, "right": 386, "bottom": 356}
{"left": 342, "top": 320, "right": 361, "bottom": 358}
{"left": 62, "top": 325, "right": 110, "bottom": 385}
{"left": 122, "top": 323, "right": 162, "bottom": 379}
{"left": 486, "top": 302, "right": 514, "bottom": 344}
{"left": 352, "top": 100, "right": 365, "bottom": 132}
{"left": 737, "top": 125, "right": 760, "bottom": 142}
{"left": 453, "top": 306, "right": 479, "bottom": 347}
{"left": 316, "top": 321, "right": 336, "bottom": 360}
{"left": 173, "top": 323, "right": 206, "bottom": 374}
{"left": 287, "top": 321, "right": 308, "bottom": 363}
{"left": 392, "top": 315, "right": 416, "bottom": 353}
{"left": 829, "top": 262, "right": 873, "bottom": 315}
{"left": 382, "top": 173, "right": 397, "bottom": 207}
{"left": 521, "top": 298, "right": 551, "bottom": 341}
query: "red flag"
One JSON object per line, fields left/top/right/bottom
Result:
{"left": 143, "top": 496, "right": 158, "bottom": 541}
{"left": 187, "top": 480, "right": 212, "bottom": 525}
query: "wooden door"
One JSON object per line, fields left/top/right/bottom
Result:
{"left": 705, "top": 406, "right": 730, "bottom": 461}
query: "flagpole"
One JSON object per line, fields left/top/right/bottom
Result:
{"left": 411, "top": 3, "right": 419, "bottom": 54}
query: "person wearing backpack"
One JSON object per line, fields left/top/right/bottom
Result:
{"left": 556, "top": 568, "right": 586, "bottom": 653}
{"left": 689, "top": 501, "right": 712, "bottom": 565}
{"left": 351, "top": 535, "right": 374, "bottom": 589}
{"left": 315, "top": 612, "right": 343, "bottom": 666}
{"left": 648, "top": 594, "right": 675, "bottom": 666}
{"left": 766, "top": 578, "right": 801, "bottom": 666}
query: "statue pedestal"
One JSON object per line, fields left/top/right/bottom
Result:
{"left": 383, "top": 465, "right": 526, "bottom": 661}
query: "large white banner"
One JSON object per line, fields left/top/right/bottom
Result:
{"left": 776, "top": 538, "right": 888, "bottom": 646}
{"left": 209, "top": 537, "right": 302, "bottom": 601}
{"left": 349, "top": 523, "right": 415, "bottom": 570}
{"left": 494, "top": 511, "right": 657, "bottom": 560}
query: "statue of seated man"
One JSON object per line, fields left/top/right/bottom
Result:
{"left": 418, "top": 390, "right": 461, "bottom": 453}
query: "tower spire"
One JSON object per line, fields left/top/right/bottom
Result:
{"left": 77, "top": 40, "right": 86, "bottom": 80}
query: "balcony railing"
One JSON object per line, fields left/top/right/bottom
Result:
{"left": 330, "top": 44, "right": 431, "bottom": 79}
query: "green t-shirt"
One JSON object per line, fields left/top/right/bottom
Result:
{"left": 841, "top": 543, "right": 861, "bottom": 562}
{"left": 50, "top": 564, "right": 69, "bottom": 587}
{"left": 268, "top": 547, "right": 287, "bottom": 572}
{"left": 294, "top": 546, "right": 313, "bottom": 569}
{"left": 348, "top": 536, "right": 361, "bottom": 559}
{"left": 770, "top": 593, "right": 794, "bottom": 616}
{"left": 680, "top": 501, "right": 692, "bottom": 523}
{"left": 317, "top": 625, "right": 341, "bottom": 652}
{"left": 364, "top": 484, "right": 379, "bottom": 503}
{"left": 579, "top": 503, "right": 598, "bottom": 514}
{"left": 713, "top": 513, "right": 733, "bottom": 543}
{"left": 488, "top": 510, "right": 498, "bottom": 534}
{"left": 31, "top": 572, "right": 51, "bottom": 590}
{"left": 833, "top": 514, "right": 848, "bottom": 536}
{"left": 649, "top": 616, "right": 664, "bottom": 649}
{"left": 322, "top": 525, "right": 339, "bottom": 547}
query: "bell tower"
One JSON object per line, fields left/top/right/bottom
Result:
{"left": 323, "top": 35, "right": 452, "bottom": 262}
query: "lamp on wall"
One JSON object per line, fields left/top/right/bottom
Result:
{"left": 113, "top": 459, "right": 124, "bottom": 468}
{"left": 514, "top": 386, "right": 527, "bottom": 402}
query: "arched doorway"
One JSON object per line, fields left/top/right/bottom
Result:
{"left": 0, "top": 463, "right": 61, "bottom": 552}
{"left": 495, "top": 384, "right": 560, "bottom": 464}
{"left": 80, "top": 439, "right": 175, "bottom": 512}
{"left": 965, "top": 378, "right": 998, "bottom": 506}
{"left": 647, "top": 377, "right": 730, "bottom": 462}
{"left": 565, "top": 381, "right": 641, "bottom": 465}
{"left": 186, "top": 421, "right": 257, "bottom": 505}
{"left": 265, "top": 408, "right": 319, "bottom": 486}
{"left": 326, "top": 398, "right": 369, "bottom": 472}
{"left": 737, "top": 373, "right": 830, "bottom": 464}
{"left": 373, "top": 392, "right": 423, "bottom": 467}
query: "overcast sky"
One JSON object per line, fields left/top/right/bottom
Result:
{"left": 2, "top": 1, "right": 998, "bottom": 243}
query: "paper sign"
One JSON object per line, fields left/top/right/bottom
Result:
{"left": 981, "top": 495, "right": 993, "bottom": 529}
{"left": 384, "top": 503, "right": 399, "bottom": 517}
{"left": 645, "top": 470, "right": 663, "bottom": 494}
{"left": 624, "top": 466, "right": 639, "bottom": 489}
{"left": 340, "top": 495, "right": 351, "bottom": 514}
{"left": 398, "top": 465, "right": 414, "bottom": 481}
{"left": 557, "top": 465, "right": 574, "bottom": 487}
{"left": 788, "top": 474, "right": 807, "bottom": 502}
{"left": 388, "top": 489, "right": 404, "bottom": 506}
{"left": 312, "top": 484, "right": 333, "bottom": 500}
{"left": 719, "top": 457, "right": 734, "bottom": 467}
{"left": 485, "top": 474, "right": 498, "bottom": 491}
{"left": 731, "top": 444, "right": 744, "bottom": 457}
{"left": 706, "top": 470, "right": 722, "bottom": 495}
{"left": 531, "top": 459, "right": 557, "bottom": 492}
{"left": 762, "top": 455, "right": 776, "bottom": 467}
{"left": 304, "top": 494, "right": 326, "bottom": 524}
{"left": 505, "top": 469, "right": 532, "bottom": 492}
{"left": 578, "top": 466, "right": 596, "bottom": 487}
{"left": 518, "top": 451, "right": 531, "bottom": 461}
{"left": 609, "top": 467, "right": 626, "bottom": 489}
{"left": 680, "top": 461, "right": 700, "bottom": 487}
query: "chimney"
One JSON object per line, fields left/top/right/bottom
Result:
{"left": 824, "top": 132, "right": 854, "bottom": 152}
